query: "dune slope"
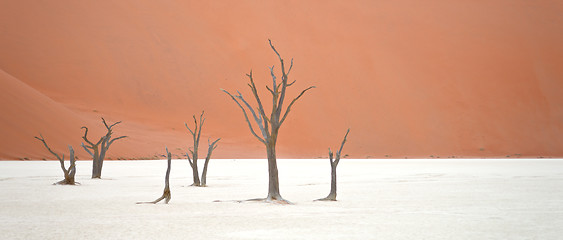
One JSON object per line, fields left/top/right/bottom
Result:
{"left": 1, "top": 0, "right": 562, "bottom": 159}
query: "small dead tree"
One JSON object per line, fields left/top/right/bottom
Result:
{"left": 201, "top": 138, "right": 220, "bottom": 187}
{"left": 34, "top": 134, "right": 78, "bottom": 185}
{"left": 81, "top": 118, "right": 127, "bottom": 179}
{"left": 317, "top": 129, "right": 350, "bottom": 201}
{"left": 184, "top": 111, "right": 220, "bottom": 187}
{"left": 137, "top": 147, "right": 172, "bottom": 204}
{"left": 222, "top": 39, "right": 315, "bottom": 203}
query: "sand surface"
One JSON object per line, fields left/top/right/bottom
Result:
{"left": 1, "top": 159, "right": 562, "bottom": 239}
{"left": 1, "top": 1, "right": 563, "bottom": 159}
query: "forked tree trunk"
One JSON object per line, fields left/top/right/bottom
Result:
{"left": 222, "top": 39, "right": 314, "bottom": 204}
{"left": 60, "top": 146, "right": 78, "bottom": 185}
{"left": 138, "top": 147, "right": 172, "bottom": 204}
{"left": 82, "top": 118, "right": 126, "bottom": 179}
{"left": 185, "top": 112, "right": 204, "bottom": 186}
{"left": 185, "top": 112, "right": 220, "bottom": 187}
{"left": 317, "top": 129, "right": 350, "bottom": 201}
{"left": 34, "top": 135, "right": 78, "bottom": 185}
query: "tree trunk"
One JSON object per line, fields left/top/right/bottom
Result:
{"left": 92, "top": 149, "right": 101, "bottom": 179}
{"left": 326, "top": 162, "right": 337, "bottom": 200}
{"left": 266, "top": 140, "right": 282, "bottom": 200}
{"left": 96, "top": 147, "right": 107, "bottom": 178}
{"left": 137, "top": 148, "right": 172, "bottom": 204}
{"left": 201, "top": 159, "right": 210, "bottom": 187}
{"left": 66, "top": 146, "right": 77, "bottom": 185}
{"left": 159, "top": 153, "right": 172, "bottom": 204}
{"left": 162, "top": 157, "right": 172, "bottom": 204}
{"left": 82, "top": 119, "right": 126, "bottom": 179}
{"left": 56, "top": 146, "right": 77, "bottom": 185}
{"left": 200, "top": 138, "right": 219, "bottom": 187}
{"left": 191, "top": 160, "right": 200, "bottom": 186}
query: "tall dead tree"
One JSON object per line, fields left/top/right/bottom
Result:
{"left": 81, "top": 118, "right": 127, "bottom": 179}
{"left": 222, "top": 39, "right": 315, "bottom": 203}
{"left": 185, "top": 111, "right": 220, "bottom": 187}
{"left": 34, "top": 134, "right": 78, "bottom": 185}
{"left": 137, "top": 147, "right": 172, "bottom": 204}
{"left": 317, "top": 129, "right": 350, "bottom": 201}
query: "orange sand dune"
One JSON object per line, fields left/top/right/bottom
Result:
{"left": 1, "top": 0, "right": 563, "bottom": 160}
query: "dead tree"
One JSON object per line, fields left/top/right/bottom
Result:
{"left": 137, "top": 147, "right": 172, "bottom": 204}
{"left": 185, "top": 112, "right": 204, "bottom": 186}
{"left": 317, "top": 129, "right": 350, "bottom": 201}
{"left": 81, "top": 118, "right": 127, "bottom": 179}
{"left": 201, "top": 138, "right": 221, "bottom": 187}
{"left": 222, "top": 39, "right": 315, "bottom": 203}
{"left": 34, "top": 134, "right": 78, "bottom": 185}
{"left": 185, "top": 111, "right": 220, "bottom": 187}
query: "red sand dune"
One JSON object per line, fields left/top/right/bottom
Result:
{"left": 1, "top": 0, "right": 562, "bottom": 160}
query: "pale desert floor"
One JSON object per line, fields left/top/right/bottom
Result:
{"left": 1, "top": 159, "right": 562, "bottom": 239}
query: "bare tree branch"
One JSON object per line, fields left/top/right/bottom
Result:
{"left": 247, "top": 72, "right": 270, "bottom": 133}
{"left": 267, "top": 65, "right": 277, "bottom": 94}
{"left": 102, "top": 117, "right": 122, "bottom": 131}
{"left": 286, "top": 58, "right": 294, "bottom": 76}
{"left": 184, "top": 122, "right": 195, "bottom": 136}
{"left": 107, "top": 135, "right": 127, "bottom": 147}
{"left": 222, "top": 89, "right": 266, "bottom": 144}
{"left": 186, "top": 151, "right": 193, "bottom": 167}
{"left": 81, "top": 143, "right": 94, "bottom": 157}
{"left": 334, "top": 129, "right": 350, "bottom": 166}
{"left": 268, "top": 39, "right": 283, "bottom": 64}
{"left": 269, "top": 39, "right": 290, "bottom": 120}
{"left": 236, "top": 91, "right": 268, "bottom": 139}
{"left": 81, "top": 126, "right": 102, "bottom": 146}
{"left": 266, "top": 85, "right": 275, "bottom": 95}
{"left": 280, "top": 86, "right": 316, "bottom": 125}
{"left": 328, "top": 148, "right": 334, "bottom": 165}
{"left": 209, "top": 138, "right": 221, "bottom": 151}
{"left": 34, "top": 134, "right": 63, "bottom": 162}
{"left": 196, "top": 111, "right": 205, "bottom": 148}
{"left": 268, "top": 65, "right": 280, "bottom": 115}
{"left": 286, "top": 79, "right": 297, "bottom": 87}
